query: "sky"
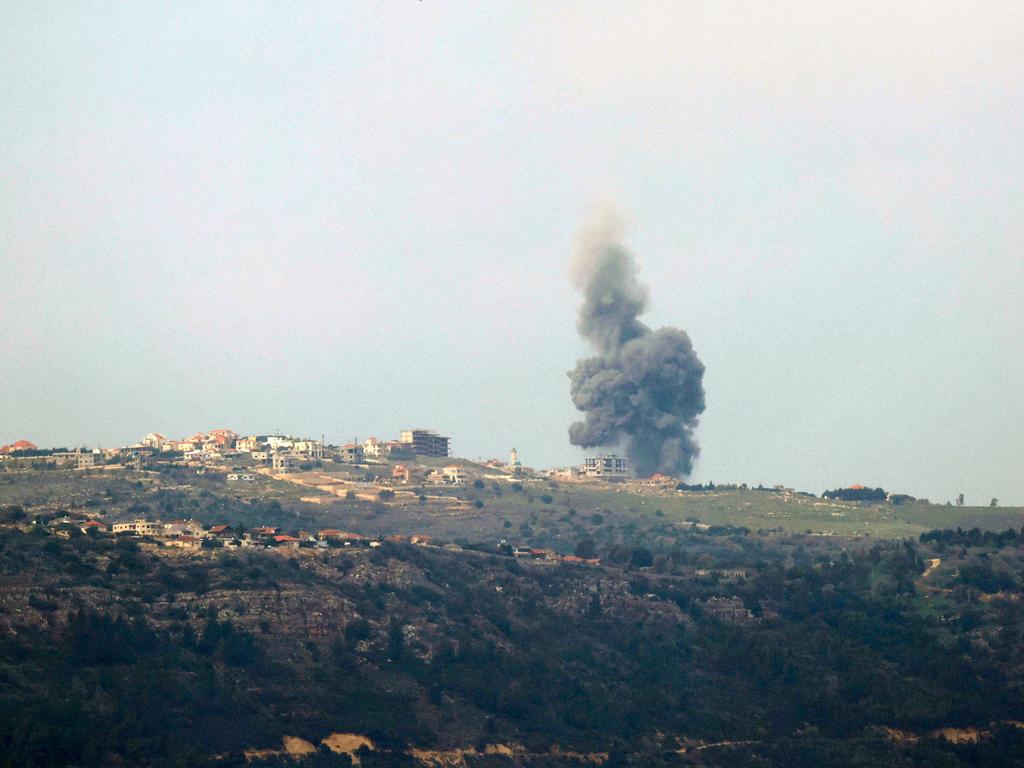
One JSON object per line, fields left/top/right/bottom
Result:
{"left": 2, "top": 2, "right": 1022, "bottom": 505}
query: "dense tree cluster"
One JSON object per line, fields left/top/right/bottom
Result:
{"left": 1, "top": 522, "right": 1023, "bottom": 767}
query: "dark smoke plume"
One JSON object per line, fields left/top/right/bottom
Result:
{"left": 568, "top": 208, "right": 706, "bottom": 478}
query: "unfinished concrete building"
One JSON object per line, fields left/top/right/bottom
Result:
{"left": 399, "top": 429, "right": 450, "bottom": 458}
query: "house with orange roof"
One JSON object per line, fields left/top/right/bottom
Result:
{"left": 236, "top": 435, "right": 261, "bottom": 452}
{"left": 0, "top": 440, "right": 38, "bottom": 454}
{"left": 205, "top": 429, "right": 238, "bottom": 452}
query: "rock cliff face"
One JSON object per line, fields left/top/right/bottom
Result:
{"left": 5, "top": 523, "right": 1024, "bottom": 768}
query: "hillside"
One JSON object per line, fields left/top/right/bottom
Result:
{"left": 3, "top": 466, "right": 1024, "bottom": 766}
{"left": 2, "top": 462, "right": 1020, "bottom": 552}
{"left": 2, "top": 524, "right": 1024, "bottom": 766}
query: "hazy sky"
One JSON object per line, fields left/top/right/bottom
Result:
{"left": 3, "top": 2, "right": 1022, "bottom": 504}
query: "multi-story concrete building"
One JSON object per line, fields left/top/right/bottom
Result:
{"left": 400, "top": 429, "right": 450, "bottom": 458}
{"left": 52, "top": 450, "right": 97, "bottom": 469}
{"left": 582, "top": 455, "right": 629, "bottom": 480}
{"left": 111, "top": 519, "right": 163, "bottom": 536}
{"left": 292, "top": 439, "right": 324, "bottom": 458}
{"left": 339, "top": 443, "right": 364, "bottom": 463}
{"left": 442, "top": 465, "right": 466, "bottom": 484}
{"left": 272, "top": 452, "right": 296, "bottom": 472}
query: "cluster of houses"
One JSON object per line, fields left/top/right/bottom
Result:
{"left": 54, "top": 516, "right": 383, "bottom": 551}
{"left": 32, "top": 511, "right": 604, "bottom": 567}
{"left": 3, "top": 426, "right": 634, "bottom": 485}
{"left": 138, "top": 430, "right": 325, "bottom": 466}
{"left": 133, "top": 428, "right": 457, "bottom": 468}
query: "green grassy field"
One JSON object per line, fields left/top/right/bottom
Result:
{"left": 404, "top": 465, "right": 1024, "bottom": 540}
{"left": 3, "top": 462, "right": 1021, "bottom": 547}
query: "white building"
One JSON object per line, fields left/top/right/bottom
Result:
{"left": 443, "top": 465, "right": 466, "bottom": 484}
{"left": 582, "top": 455, "right": 629, "bottom": 480}
{"left": 111, "top": 519, "right": 162, "bottom": 536}
{"left": 266, "top": 435, "right": 293, "bottom": 451}
{"left": 142, "top": 432, "right": 168, "bottom": 450}
{"left": 292, "top": 439, "right": 324, "bottom": 458}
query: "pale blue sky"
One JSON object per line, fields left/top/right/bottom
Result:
{"left": 2, "top": 2, "right": 1022, "bottom": 504}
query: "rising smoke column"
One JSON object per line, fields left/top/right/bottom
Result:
{"left": 568, "top": 208, "right": 706, "bottom": 478}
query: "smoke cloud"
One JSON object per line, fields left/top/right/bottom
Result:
{"left": 568, "top": 207, "right": 706, "bottom": 478}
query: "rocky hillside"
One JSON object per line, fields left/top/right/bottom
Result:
{"left": 3, "top": 520, "right": 1024, "bottom": 766}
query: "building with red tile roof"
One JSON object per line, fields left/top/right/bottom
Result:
{"left": 0, "top": 440, "right": 38, "bottom": 454}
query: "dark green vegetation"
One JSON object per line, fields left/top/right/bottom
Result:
{"left": 2, "top": 519, "right": 1024, "bottom": 765}
{"left": 3, "top": 468, "right": 1024, "bottom": 766}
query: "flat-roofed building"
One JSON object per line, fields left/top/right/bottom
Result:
{"left": 339, "top": 443, "right": 364, "bottom": 463}
{"left": 399, "top": 429, "right": 450, "bottom": 458}
{"left": 442, "top": 465, "right": 466, "bottom": 484}
{"left": 582, "top": 455, "right": 629, "bottom": 480}
{"left": 272, "top": 452, "right": 296, "bottom": 472}
{"left": 111, "top": 519, "right": 162, "bottom": 536}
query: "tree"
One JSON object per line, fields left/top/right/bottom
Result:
{"left": 629, "top": 547, "right": 654, "bottom": 568}
{"left": 991, "top": 498, "right": 999, "bottom": 507}
{"left": 2, "top": 505, "right": 25, "bottom": 522}
{"left": 574, "top": 538, "right": 596, "bottom": 559}
{"left": 956, "top": 493, "right": 965, "bottom": 507}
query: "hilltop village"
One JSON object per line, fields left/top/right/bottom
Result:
{"left": 4, "top": 427, "right": 1024, "bottom": 768}
{"left": 1, "top": 426, "right": 941, "bottom": 547}
{"left": 27, "top": 512, "right": 604, "bottom": 568}
{"left": 0, "top": 428, "right": 630, "bottom": 481}
{"left": 0, "top": 427, "right": 642, "bottom": 566}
